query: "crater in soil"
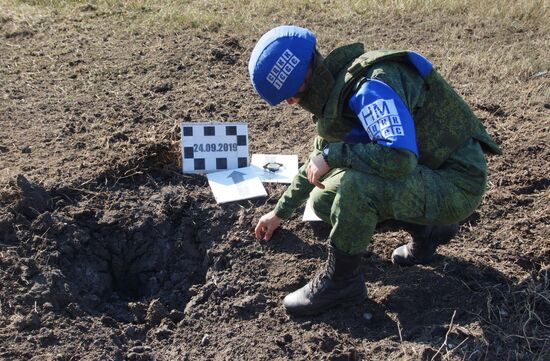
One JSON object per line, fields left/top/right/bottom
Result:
{"left": 4, "top": 174, "right": 216, "bottom": 325}
{"left": 59, "top": 186, "right": 206, "bottom": 307}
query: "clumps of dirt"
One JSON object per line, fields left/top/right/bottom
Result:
{"left": 1, "top": 12, "right": 42, "bottom": 40}
{"left": 152, "top": 82, "right": 173, "bottom": 94}
{"left": 0, "top": 171, "right": 219, "bottom": 358}
{"left": 210, "top": 36, "right": 243, "bottom": 65}
{"left": 4, "top": 28, "right": 35, "bottom": 39}
{"left": 0, "top": 175, "right": 52, "bottom": 245}
{"left": 0, "top": 209, "right": 16, "bottom": 244}
{"left": 94, "top": 139, "right": 182, "bottom": 185}
{"left": 12, "top": 175, "right": 53, "bottom": 220}
{"left": 55, "top": 185, "right": 207, "bottom": 310}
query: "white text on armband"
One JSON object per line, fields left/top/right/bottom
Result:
{"left": 358, "top": 98, "right": 404, "bottom": 140}
{"left": 266, "top": 49, "right": 300, "bottom": 90}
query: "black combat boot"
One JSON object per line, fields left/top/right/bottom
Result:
{"left": 391, "top": 223, "right": 459, "bottom": 266}
{"left": 283, "top": 244, "right": 366, "bottom": 316}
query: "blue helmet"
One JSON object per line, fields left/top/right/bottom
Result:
{"left": 248, "top": 25, "right": 316, "bottom": 106}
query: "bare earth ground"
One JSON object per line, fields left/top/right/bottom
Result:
{"left": 0, "top": 3, "right": 549, "bottom": 361}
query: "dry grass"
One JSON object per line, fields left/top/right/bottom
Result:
{"left": 2, "top": 0, "right": 549, "bottom": 30}
{"left": 3, "top": 0, "right": 547, "bottom": 81}
{"left": 2, "top": 0, "right": 548, "bottom": 97}
{"left": 482, "top": 268, "right": 550, "bottom": 360}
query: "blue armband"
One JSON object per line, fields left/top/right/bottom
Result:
{"left": 348, "top": 79, "right": 419, "bottom": 157}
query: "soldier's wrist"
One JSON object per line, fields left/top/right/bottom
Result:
{"left": 273, "top": 204, "right": 293, "bottom": 220}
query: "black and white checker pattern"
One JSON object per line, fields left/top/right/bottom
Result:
{"left": 181, "top": 122, "right": 248, "bottom": 173}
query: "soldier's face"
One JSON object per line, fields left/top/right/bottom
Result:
{"left": 285, "top": 68, "right": 312, "bottom": 105}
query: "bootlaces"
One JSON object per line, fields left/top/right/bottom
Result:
{"left": 309, "top": 245, "right": 336, "bottom": 294}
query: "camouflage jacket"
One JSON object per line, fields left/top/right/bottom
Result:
{"left": 273, "top": 44, "right": 501, "bottom": 219}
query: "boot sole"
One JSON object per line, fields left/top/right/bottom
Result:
{"left": 392, "top": 255, "right": 433, "bottom": 267}
{"left": 284, "top": 291, "right": 367, "bottom": 317}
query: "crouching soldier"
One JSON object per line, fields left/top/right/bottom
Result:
{"left": 248, "top": 25, "right": 501, "bottom": 316}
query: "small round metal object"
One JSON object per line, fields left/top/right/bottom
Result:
{"left": 263, "top": 162, "right": 283, "bottom": 172}
{"left": 363, "top": 312, "right": 373, "bottom": 321}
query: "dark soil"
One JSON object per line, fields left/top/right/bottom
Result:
{"left": 0, "top": 5, "right": 548, "bottom": 361}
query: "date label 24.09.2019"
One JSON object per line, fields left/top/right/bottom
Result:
{"left": 193, "top": 143, "right": 238, "bottom": 153}
{"left": 180, "top": 122, "right": 248, "bottom": 173}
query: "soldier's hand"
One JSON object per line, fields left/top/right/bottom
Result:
{"left": 255, "top": 210, "right": 282, "bottom": 240}
{"left": 307, "top": 154, "right": 330, "bottom": 189}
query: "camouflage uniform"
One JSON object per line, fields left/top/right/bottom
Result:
{"left": 273, "top": 44, "right": 501, "bottom": 255}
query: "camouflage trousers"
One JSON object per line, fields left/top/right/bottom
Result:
{"left": 310, "top": 139, "right": 488, "bottom": 254}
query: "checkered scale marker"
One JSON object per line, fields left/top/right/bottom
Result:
{"left": 181, "top": 122, "right": 249, "bottom": 173}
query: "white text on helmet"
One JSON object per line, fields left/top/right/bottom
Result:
{"left": 266, "top": 49, "right": 301, "bottom": 90}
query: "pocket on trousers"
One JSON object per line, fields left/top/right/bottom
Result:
{"left": 422, "top": 168, "right": 482, "bottom": 224}
{"left": 387, "top": 168, "right": 427, "bottom": 222}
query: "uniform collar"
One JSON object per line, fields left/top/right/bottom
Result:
{"left": 299, "top": 43, "right": 365, "bottom": 117}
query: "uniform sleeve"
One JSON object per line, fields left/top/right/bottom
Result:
{"left": 324, "top": 79, "right": 419, "bottom": 179}
{"left": 273, "top": 136, "right": 327, "bottom": 219}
